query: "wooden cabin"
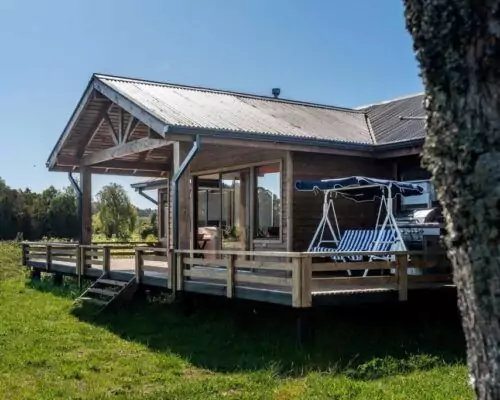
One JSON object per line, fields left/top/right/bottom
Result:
{"left": 23, "top": 74, "right": 450, "bottom": 310}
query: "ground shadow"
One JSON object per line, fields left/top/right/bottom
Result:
{"left": 65, "top": 285, "right": 466, "bottom": 380}
{"left": 27, "top": 274, "right": 83, "bottom": 299}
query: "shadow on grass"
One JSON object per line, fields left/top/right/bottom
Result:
{"left": 26, "top": 275, "right": 465, "bottom": 379}
{"left": 26, "top": 274, "right": 85, "bottom": 300}
{"left": 64, "top": 285, "right": 465, "bottom": 380}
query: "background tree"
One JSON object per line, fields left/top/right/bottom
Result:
{"left": 404, "top": 1, "right": 500, "bottom": 397}
{"left": 95, "top": 183, "right": 137, "bottom": 239}
{"left": 138, "top": 211, "right": 158, "bottom": 239}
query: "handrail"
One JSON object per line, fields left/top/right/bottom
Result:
{"left": 174, "top": 249, "right": 304, "bottom": 257}
{"left": 174, "top": 249, "right": 446, "bottom": 257}
{"left": 22, "top": 241, "right": 78, "bottom": 247}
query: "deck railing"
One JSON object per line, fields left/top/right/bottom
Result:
{"left": 22, "top": 243, "right": 453, "bottom": 308}
{"left": 175, "top": 250, "right": 305, "bottom": 306}
{"left": 22, "top": 242, "right": 79, "bottom": 270}
{"left": 135, "top": 247, "right": 170, "bottom": 285}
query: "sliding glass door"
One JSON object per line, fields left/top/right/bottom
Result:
{"left": 195, "top": 169, "right": 250, "bottom": 252}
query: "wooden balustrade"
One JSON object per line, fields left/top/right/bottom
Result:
{"left": 135, "top": 247, "right": 169, "bottom": 284}
{"left": 175, "top": 249, "right": 304, "bottom": 306}
{"left": 21, "top": 243, "right": 453, "bottom": 308}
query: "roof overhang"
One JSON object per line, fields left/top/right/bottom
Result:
{"left": 46, "top": 74, "right": 426, "bottom": 178}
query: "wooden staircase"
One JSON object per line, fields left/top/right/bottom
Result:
{"left": 75, "top": 275, "right": 138, "bottom": 313}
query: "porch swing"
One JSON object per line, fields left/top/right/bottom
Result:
{"left": 295, "top": 176, "right": 425, "bottom": 276}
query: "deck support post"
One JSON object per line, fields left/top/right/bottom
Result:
{"left": 53, "top": 273, "right": 63, "bottom": 286}
{"left": 396, "top": 254, "right": 408, "bottom": 301}
{"left": 301, "top": 255, "right": 313, "bottom": 308}
{"left": 80, "top": 167, "right": 92, "bottom": 245}
{"left": 30, "top": 268, "right": 41, "bottom": 281}
{"left": 296, "top": 308, "right": 313, "bottom": 348}
{"left": 167, "top": 249, "right": 173, "bottom": 290}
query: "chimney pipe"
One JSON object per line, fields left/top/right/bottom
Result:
{"left": 272, "top": 88, "right": 281, "bottom": 98}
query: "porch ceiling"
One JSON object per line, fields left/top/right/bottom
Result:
{"left": 49, "top": 89, "right": 173, "bottom": 177}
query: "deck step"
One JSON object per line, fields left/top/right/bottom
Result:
{"left": 74, "top": 275, "right": 138, "bottom": 313}
{"left": 78, "top": 297, "right": 108, "bottom": 306}
{"left": 87, "top": 288, "right": 117, "bottom": 296}
{"left": 97, "top": 279, "right": 128, "bottom": 287}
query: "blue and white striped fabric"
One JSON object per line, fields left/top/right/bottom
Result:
{"left": 312, "top": 228, "right": 397, "bottom": 261}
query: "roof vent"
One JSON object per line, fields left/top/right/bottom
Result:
{"left": 272, "top": 88, "right": 281, "bottom": 98}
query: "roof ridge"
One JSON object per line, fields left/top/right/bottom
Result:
{"left": 354, "top": 92, "right": 425, "bottom": 110}
{"left": 93, "top": 72, "right": 365, "bottom": 114}
{"left": 364, "top": 113, "right": 377, "bottom": 144}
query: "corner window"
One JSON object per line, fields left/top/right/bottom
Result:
{"left": 255, "top": 163, "right": 281, "bottom": 239}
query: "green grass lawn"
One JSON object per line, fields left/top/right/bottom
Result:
{"left": 0, "top": 242, "right": 473, "bottom": 399}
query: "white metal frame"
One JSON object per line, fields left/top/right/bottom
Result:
{"left": 307, "top": 191, "right": 341, "bottom": 251}
{"left": 307, "top": 182, "right": 408, "bottom": 275}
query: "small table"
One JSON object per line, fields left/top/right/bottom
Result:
{"left": 196, "top": 234, "right": 208, "bottom": 258}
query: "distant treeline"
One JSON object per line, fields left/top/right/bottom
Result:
{"left": 0, "top": 178, "right": 156, "bottom": 241}
{"left": 0, "top": 178, "right": 79, "bottom": 241}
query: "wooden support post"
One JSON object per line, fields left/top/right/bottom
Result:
{"left": 167, "top": 249, "right": 174, "bottom": 291}
{"left": 227, "top": 255, "right": 235, "bottom": 298}
{"left": 135, "top": 248, "right": 143, "bottom": 284}
{"left": 176, "top": 253, "right": 185, "bottom": 291}
{"left": 103, "top": 246, "right": 111, "bottom": 275}
{"left": 46, "top": 245, "right": 52, "bottom": 271}
{"left": 397, "top": 254, "right": 408, "bottom": 301}
{"left": 285, "top": 151, "right": 294, "bottom": 254}
{"left": 76, "top": 246, "right": 82, "bottom": 288}
{"left": 21, "top": 243, "right": 28, "bottom": 266}
{"left": 191, "top": 175, "right": 198, "bottom": 256}
{"left": 238, "top": 172, "right": 248, "bottom": 253}
{"left": 292, "top": 257, "right": 302, "bottom": 308}
{"left": 301, "top": 255, "right": 312, "bottom": 308}
{"left": 80, "top": 167, "right": 92, "bottom": 245}
{"left": 173, "top": 141, "right": 193, "bottom": 251}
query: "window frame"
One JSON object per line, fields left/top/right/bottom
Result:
{"left": 252, "top": 160, "right": 283, "bottom": 243}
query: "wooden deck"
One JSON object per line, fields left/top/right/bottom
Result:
{"left": 22, "top": 243, "right": 454, "bottom": 308}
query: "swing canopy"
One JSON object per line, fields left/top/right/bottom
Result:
{"left": 294, "top": 176, "right": 424, "bottom": 202}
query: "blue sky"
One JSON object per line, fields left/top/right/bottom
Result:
{"left": 0, "top": 0, "right": 422, "bottom": 208}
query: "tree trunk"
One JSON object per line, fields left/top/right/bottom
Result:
{"left": 403, "top": 1, "right": 500, "bottom": 398}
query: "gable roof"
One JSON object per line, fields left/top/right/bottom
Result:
{"left": 47, "top": 73, "right": 427, "bottom": 174}
{"left": 95, "top": 74, "right": 374, "bottom": 145}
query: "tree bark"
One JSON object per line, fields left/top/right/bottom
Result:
{"left": 403, "top": 1, "right": 500, "bottom": 398}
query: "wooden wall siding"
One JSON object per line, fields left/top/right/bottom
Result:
{"left": 190, "top": 144, "right": 285, "bottom": 173}
{"left": 292, "top": 152, "right": 393, "bottom": 251}
{"left": 394, "top": 155, "right": 430, "bottom": 181}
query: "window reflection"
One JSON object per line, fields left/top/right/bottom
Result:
{"left": 255, "top": 163, "right": 280, "bottom": 239}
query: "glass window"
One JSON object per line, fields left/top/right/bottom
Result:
{"left": 255, "top": 163, "right": 281, "bottom": 239}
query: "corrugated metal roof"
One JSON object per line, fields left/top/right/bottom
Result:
{"left": 360, "top": 93, "right": 425, "bottom": 144}
{"left": 96, "top": 75, "right": 374, "bottom": 145}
